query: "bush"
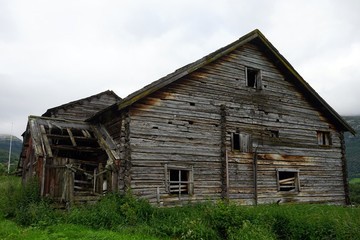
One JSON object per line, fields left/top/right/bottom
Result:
{"left": 1, "top": 179, "right": 360, "bottom": 240}
{"left": 350, "top": 183, "right": 360, "bottom": 204}
{"left": 148, "top": 202, "right": 220, "bottom": 239}
{"left": 0, "top": 176, "right": 56, "bottom": 226}
{"left": 0, "top": 175, "right": 21, "bottom": 218}
{"left": 67, "top": 191, "right": 154, "bottom": 230}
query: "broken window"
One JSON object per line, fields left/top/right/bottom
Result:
{"left": 165, "top": 165, "right": 193, "bottom": 197}
{"left": 277, "top": 169, "right": 300, "bottom": 192}
{"left": 232, "top": 132, "right": 252, "bottom": 152}
{"left": 317, "top": 131, "right": 331, "bottom": 145}
{"left": 245, "top": 67, "right": 262, "bottom": 90}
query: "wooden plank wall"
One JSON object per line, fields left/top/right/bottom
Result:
{"left": 112, "top": 41, "right": 345, "bottom": 205}
{"left": 50, "top": 93, "right": 118, "bottom": 121}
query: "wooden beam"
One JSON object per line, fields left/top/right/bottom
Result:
{"left": 67, "top": 128, "right": 77, "bottom": 147}
{"left": 40, "top": 125, "right": 53, "bottom": 158}
{"left": 220, "top": 104, "right": 228, "bottom": 201}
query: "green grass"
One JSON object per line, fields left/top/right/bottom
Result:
{"left": 350, "top": 178, "right": 360, "bottom": 184}
{"left": 0, "top": 219, "right": 166, "bottom": 240}
{"left": 1, "top": 175, "right": 360, "bottom": 239}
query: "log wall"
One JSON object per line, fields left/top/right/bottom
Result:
{"left": 46, "top": 92, "right": 118, "bottom": 121}
{"left": 112, "top": 42, "right": 346, "bottom": 205}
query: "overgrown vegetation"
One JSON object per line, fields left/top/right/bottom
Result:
{"left": 343, "top": 116, "right": 360, "bottom": 180}
{"left": 0, "top": 135, "right": 22, "bottom": 173}
{"left": 1, "top": 175, "right": 360, "bottom": 240}
{"left": 350, "top": 182, "right": 360, "bottom": 205}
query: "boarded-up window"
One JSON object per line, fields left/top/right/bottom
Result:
{"left": 165, "top": 165, "right": 194, "bottom": 197}
{"left": 277, "top": 169, "right": 300, "bottom": 192}
{"left": 317, "top": 131, "right": 331, "bottom": 145}
{"left": 245, "top": 67, "right": 262, "bottom": 90}
{"left": 232, "top": 132, "right": 252, "bottom": 152}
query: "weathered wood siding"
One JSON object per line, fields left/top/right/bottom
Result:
{"left": 118, "top": 41, "right": 345, "bottom": 205}
{"left": 45, "top": 92, "right": 118, "bottom": 121}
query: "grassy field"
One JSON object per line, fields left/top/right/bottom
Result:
{"left": 350, "top": 178, "right": 360, "bottom": 184}
{"left": 1, "top": 175, "right": 360, "bottom": 240}
{"left": 0, "top": 219, "right": 167, "bottom": 240}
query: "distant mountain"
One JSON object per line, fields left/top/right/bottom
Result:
{"left": 0, "top": 134, "right": 22, "bottom": 171}
{"left": 343, "top": 116, "right": 360, "bottom": 179}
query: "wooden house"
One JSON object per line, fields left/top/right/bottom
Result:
{"left": 18, "top": 30, "right": 355, "bottom": 206}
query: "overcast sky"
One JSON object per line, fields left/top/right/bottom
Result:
{"left": 1, "top": 0, "right": 360, "bottom": 139}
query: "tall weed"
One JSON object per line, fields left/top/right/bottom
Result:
{"left": 1, "top": 179, "right": 360, "bottom": 240}
{"left": 67, "top": 192, "right": 154, "bottom": 229}
{"left": 0, "top": 176, "right": 21, "bottom": 218}
{"left": 0, "top": 176, "right": 56, "bottom": 226}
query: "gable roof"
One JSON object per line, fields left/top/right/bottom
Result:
{"left": 90, "top": 30, "right": 355, "bottom": 135}
{"left": 43, "top": 90, "right": 120, "bottom": 121}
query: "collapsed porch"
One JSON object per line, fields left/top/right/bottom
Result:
{"left": 18, "top": 116, "right": 120, "bottom": 205}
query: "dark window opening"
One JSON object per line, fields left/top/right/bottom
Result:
{"left": 317, "top": 131, "right": 331, "bottom": 145}
{"left": 190, "top": 102, "right": 195, "bottom": 106}
{"left": 232, "top": 133, "right": 240, "bottom": 151}
{"left": 188, "top": 121, "right": 194, "bottom": 125}
{"left": 247, "top": 69, "right": 257, "bottom": 87}
{"left": 169, "top": 169, "right": 189, "bottom": 195}
{"left": 277, "top": 170, "right": 299, "bottom": 192}
{"left": 270, "top": 130, "right": 279, "bottom": 138}
{"left": 152, "top": 126, "right": 158, "bottom": 129}
{"left": 232, "top": 132, "right": 252, "bottom": 152}
{"left": 246, "top": 67, "right": 262, "bottom": 89}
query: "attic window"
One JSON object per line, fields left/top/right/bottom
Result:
{"left": 245, "top": 67, "right": 262, "bottom": 90}
{"left": 232, "top": 132, "right": 252, "bottom": 152}
{"left": 277, "top": 169, "right": 300, "bottom": 192}
{"left": 317, "top": 131, "right": 331, "bottom": 145}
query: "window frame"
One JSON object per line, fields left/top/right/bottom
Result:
{"left": 164, "top": 164, "right": 194, "bottom": 198}
{"left": 317, "top": 131, "right": 332, "bottom": 146}
{"left": 245, "top": 67, "right": 262, "bottom": 90}
{"left": 276, "top": 168, "right": 300, "bottom": 193}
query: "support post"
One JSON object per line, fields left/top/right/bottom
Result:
{"left": 253, "top": 148, "right": 258, "bottom": 206}
{"left": 220, "top": 104, "right": 228, "bottom": 201}
{"left": 123, "top": 108, "right": 132, "bottom": 192}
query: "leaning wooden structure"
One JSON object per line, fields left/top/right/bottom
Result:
{"left": 18, "top": 30, "right": 355, "bottom": 206}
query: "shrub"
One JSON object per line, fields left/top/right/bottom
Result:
{"left": 0, "top": 175, "right": 21, "bottom": 218}
{"left": 67, "top": 191, "right": 154, "bottom": 230}
{"left": 350, "top": 183, "right": 360, "bottom": 204}
{"left": 0, "top": 176, "right": 56, "bottom": 226}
